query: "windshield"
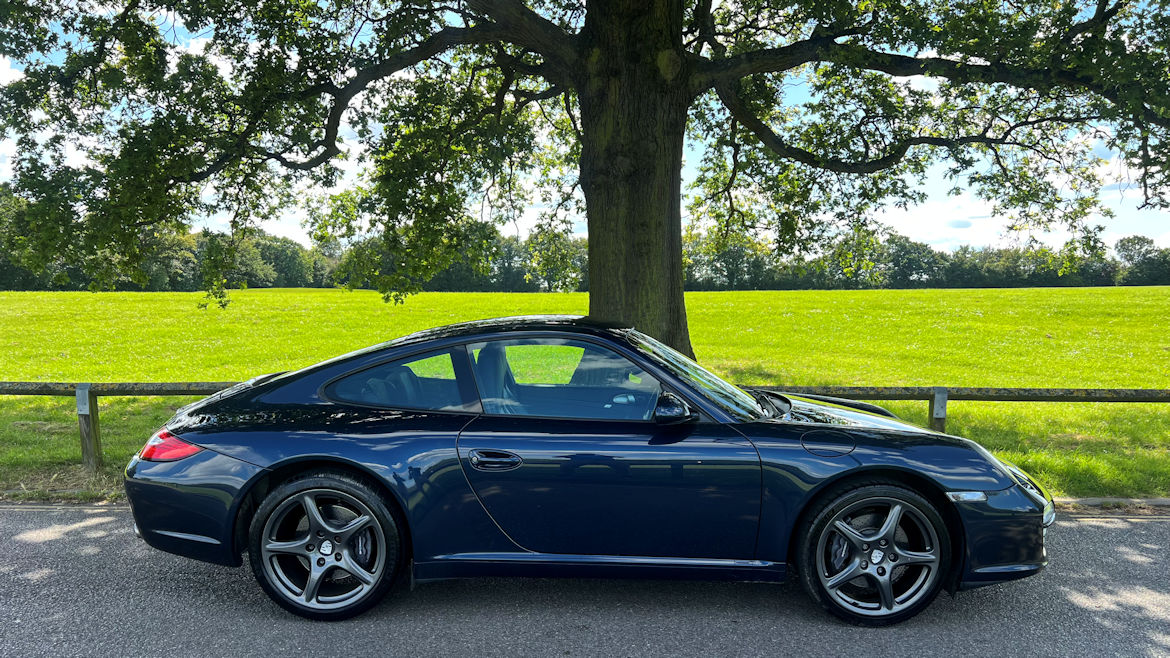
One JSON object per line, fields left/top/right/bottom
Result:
{"left": 626, "top": 330, "right": 765, "bottom": 420}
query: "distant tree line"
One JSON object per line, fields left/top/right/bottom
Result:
{"left": 0, "top": 229, "right": 339, "bottom": 292}
{"left": 335, "top": 231, "right": 589, "bottom": 294}
{"left": 683, "top": 231, "right": 1170, "bottom": 291}
{"left": 0, "top": 223, "right": 591, "bottom": 294}
{"left": 1, "top": 220, "right": 1165, "bottom": 294}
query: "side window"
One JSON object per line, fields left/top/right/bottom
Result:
{"left": 468, "top": 338, "right": 662, "bottom": 420}
{"left": 326, "top": 349, "right": 478, "bottom": 412}
{"left": 505, "top": 344, "right": 584, "bottom": 385}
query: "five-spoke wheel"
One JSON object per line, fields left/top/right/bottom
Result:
{"left": 798, "top": 482, "right": 951, "bottom": 626}
{"left": 249, "top": 472, "right": 401, "bottom": 620}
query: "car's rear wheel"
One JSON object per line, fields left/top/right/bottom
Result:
{"left": 248, "top": 472, "right": 401, "bottom": 620}
{"left": 797, "top": 482, "right": 951, "bottom": 626}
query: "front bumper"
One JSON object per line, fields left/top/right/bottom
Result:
{"left": 124, "top": 449, "right": 263, "bottom": 566}
{"left": 953, "top": 480, "right": 1054, "bottom": 590}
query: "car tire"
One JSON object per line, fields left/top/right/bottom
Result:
{"left": 248, "top": 470, "right": 402, "bottom": 620}
{"left": 796, "top": 481, "right": 951, "bottom": 626}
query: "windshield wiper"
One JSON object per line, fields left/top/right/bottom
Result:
{"left": 753, "top": 390, "right": 790, "bottom": 419}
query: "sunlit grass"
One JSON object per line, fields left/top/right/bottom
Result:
{"left": 0, "top": 396, "right": 180, "bottom": 495}
{"left": 1, "top": 287, "right": 1167, "bottom": 497}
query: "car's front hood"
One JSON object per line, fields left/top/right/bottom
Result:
{"left": 761, "top": 392, "right": 935, "bottom": 434}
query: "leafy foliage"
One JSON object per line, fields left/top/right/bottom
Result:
{"left": 0, "top": 219, "right": 339, "bottom": 295}
{"left": 1, "top": 0, "right": 1167, "bottom": 318}
{"left": 683, "top": 228, "right": 1150, "bottom": 290}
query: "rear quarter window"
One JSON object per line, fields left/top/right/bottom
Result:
{"left": 324, "top": 349, "right": 478, "bottom": 412}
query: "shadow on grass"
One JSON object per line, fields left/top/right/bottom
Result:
{"left": 720, "top": 363, "right": 798, "bottom": 386}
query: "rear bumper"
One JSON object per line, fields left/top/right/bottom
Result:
{"left": 954, "top": 483, "right": 1053, "bottom": 590}
{"left": 124, "top": 449, "right": 262, "bottom": 567}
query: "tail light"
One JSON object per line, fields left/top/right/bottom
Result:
{"left": 139, "top": 429, "right": 202, "bottom": 462}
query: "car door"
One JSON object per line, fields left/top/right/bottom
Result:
{"left": 456, "top": 335, "right": 762, "bottom": 559}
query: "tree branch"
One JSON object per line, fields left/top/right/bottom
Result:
{"left": 258, "top": 9, "right": 576, "bottom": 174}
{"left": 466, "top": 0, "right": 579, "bottom": 73}
{"left": 1064, "top": 0, "right": 1128, "bottom": 43}
{"left": 688, "top": 0, "right": 725, "bottom": 57}
{"left": 822, "top": 42, "right": 1170, "bottom": 131}
{"left": 698, "top": 20, "right": 1166, "bottom": 132}
{"left": 693, "top": 36, "right": 831, "bottom": 90}
{"left": 174, "top": 23, "right": 513, "bottom": 183}
{"left": 695, "top": 3, "right": 1165, "bottom": 134}
{"left": 58, "top": 0, "right": 143, "bottom": 97}
{"left": 715, "top": 82, "right": 1101, "bottom": 174}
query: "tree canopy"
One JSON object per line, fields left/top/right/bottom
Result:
{"left": 2, "top": 0, "right": 1168, "bottom": 351}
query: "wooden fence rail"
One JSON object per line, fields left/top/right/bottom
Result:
{"left": 2, "top": 381, "right": 1169, "bottom": 473}
{"left": 0, "top": 381, "right": 236, "bottom": 471}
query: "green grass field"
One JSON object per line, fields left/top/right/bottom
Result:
{"left": 1, "top": 287, "right": 1168, "bottom": 498}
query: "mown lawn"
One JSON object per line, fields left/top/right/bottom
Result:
{"left": 1, "top": 287, "right": 1167, "bottom": 498}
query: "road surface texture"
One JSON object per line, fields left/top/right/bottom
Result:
{"left": 1, "top": 504, "right": 1167, "bottom": 657}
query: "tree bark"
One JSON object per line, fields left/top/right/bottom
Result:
{"left": 575, "top": 0, "right": 696, "bottom": 357}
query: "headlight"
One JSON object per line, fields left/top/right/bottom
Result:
{"left": 1002, "top": 462, "right": 1056, "bottom": 527}
{"left": 1003, "top": 462, "right": 1045, "bottom": 499}
{"left": 957, "top": 440, "right": 1055, "bottom": 526}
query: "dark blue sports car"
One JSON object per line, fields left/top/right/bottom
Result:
{"left": 125, "top": 315, "right": 1054, "bottom": 625}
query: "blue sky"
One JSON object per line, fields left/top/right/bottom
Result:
{"left": 1, "top": 52, "right": 1166, "bottom": 253}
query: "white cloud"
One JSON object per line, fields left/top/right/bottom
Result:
{"left": 179, "top": 37, "right": 233, "bottom": 78}
{"left": 503, "top": 204, "right": 546, "bottom": 238}
{"left": 869, "top": 151, "right": 1170, "bottom": 252}
{"left": 63, "top": 140, "right": 93, "bottom": 168}
{"left": 258, "top": 212, "right": 312, "bottom": 244}
{"left": 905, "top": 74, "right": 939, "bottom": 93}
{"left": 0, "top": 137, "right": 15, "bottom": 181}
{"left": 0, "top": 56, "right": 24, "bottom": 85}
{"left": 0, "top": 58, "right": 29, "bottom": 182}
{"left": 0, "top": 59, "right": 25, "bottom": 180}
{"left": 877, "top": 182, "right": 1170, "bottom": 253}
{"left": 190, "top": 208, "right": 315, "bottom": 245}
{"left": 875, "top": 191, "right": 1010, "bottom": 250}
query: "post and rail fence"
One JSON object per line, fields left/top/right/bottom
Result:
{"left": 2, "top": 380, "right": 1170, "bottom": 473}
{"left": 1, "top": 381, "right": 235, "bottom": 473}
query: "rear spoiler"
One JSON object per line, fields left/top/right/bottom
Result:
{"left": 174, "top": 372, "right": 288, "bottom": 416}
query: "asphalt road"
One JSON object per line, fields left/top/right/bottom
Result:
{"left": 1, "top": 505, "right": 1168, "bottom": 658}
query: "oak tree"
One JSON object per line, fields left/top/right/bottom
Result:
{"left": 2, "top": 0, "right": 1168, "bottom": 353}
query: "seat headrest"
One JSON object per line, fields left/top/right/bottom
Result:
{"left": 380, "top": 365, "right": 421, "bottom": 401}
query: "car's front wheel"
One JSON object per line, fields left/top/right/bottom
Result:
{"left": 248, "top": 471, "right": 401, "bottom": 620}
{"left": 797, "top": 482, "right": 951, "bottom": 626}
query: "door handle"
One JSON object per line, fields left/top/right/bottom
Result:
{"left": 468, "top": 449, "right": 523, "bottom": 471}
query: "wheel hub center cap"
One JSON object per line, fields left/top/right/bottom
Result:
{"left": 870, "top": 548, "right": 885, "bottom": 564}
{"left": 319, "top": 539, "right": 334, "bottom": 556}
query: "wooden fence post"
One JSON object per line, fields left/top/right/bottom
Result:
{"left": 928, "top": 386, "right": 948, "bottom": 433}
{"left": 76, "top": 383, "right": 102, "bottom": 473}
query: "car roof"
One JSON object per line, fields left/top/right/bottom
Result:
{"left": 250, "top": 316, "right": 639, "bottom": 396}
{"left": 390, "top": 315, "right": 633, "bottom": 348}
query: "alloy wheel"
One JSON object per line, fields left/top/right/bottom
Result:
{"left": 259, "top": 488, "right": 388, "bottom": 611}
{"left": 814, "top": 496, "right": 941, "bottom": 618}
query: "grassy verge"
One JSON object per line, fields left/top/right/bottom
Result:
{"left": 0, "top": 396, "right": 181, "bottom": 499}
{"left": 882, "top": 400, "right": 1170, "bottom": 497}
{"left": 2, "top": 287, "right": 1168, "bottom": 499}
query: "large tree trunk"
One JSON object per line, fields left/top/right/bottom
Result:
{"left": 575, "top": 0, "right": 695, "bottom": 357}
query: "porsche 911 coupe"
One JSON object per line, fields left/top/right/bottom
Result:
{"left": 125, "top": 315, "right": 1054, "bottom": 625}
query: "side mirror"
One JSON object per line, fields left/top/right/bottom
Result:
{"left": 654, "top": 393, "right": 698, "bottom": 425}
